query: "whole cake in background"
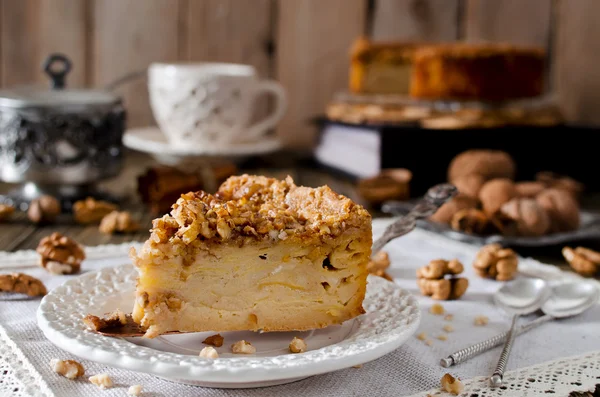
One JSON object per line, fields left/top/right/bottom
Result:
{"left": 131, "top": 175, "right": 372, "bottom": 338}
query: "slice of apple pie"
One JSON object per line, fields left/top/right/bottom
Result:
{"left": 131, "top": 175, "right": 372, "bottom": 338}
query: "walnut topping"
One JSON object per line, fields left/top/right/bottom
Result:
{"left": 473, "top": 244, "right": 518, "bottom": 281}
{"left": 429, "top": 303, "right": 445, "bottom": 315}
{"left": 36, "top": 232, "right": 85, "bottom": 275}
{"left": 202, "top": 334, "right": 224, "bottom": 347}
{"left": 83, "top": 309, "right": 128, "bottom": 331}
{"left": 151, "top": 175, "right": 370, "bottom": 246}
{"left": 50, "top": 359, "right": 85, "bottom": 379}
{"left": 128, "top": 385, "right": 143, "bottom": 396}
{"left": 289, "top": 337, "right": 307, "bottom": 353}
{"left": 443, "top": 324, "right": 454, "bottom": 333}
{"left": 441, "top": 373, "right": 464, "bottom": 395}
{"left": 0, "top": 204, "right": 15, "bottom": 222}
{"left": 367, "top": 251, "right": 393, "bottom": 281}
{"left": 199, "top": 346, "right": 219, "bottom": 359}
{"left": 562, "top": 246, "right": 600, "bottom": 277}
{"left": 474, "top": 315, "right": 489, "bottom": 326}
{"left": 99, "top": 211, "right": 140, "bottom": 234}
{"left": 89, "top": 373, "right": 113, "bottom": 389}
{"left": 417, "top": 259, "right": 468, "bottom": 300}
{"left": 436, "top": 334, "right": 448, "bottom": 341}
{"left": 416, "top": 332, "right": 427, "bottom": 340}
{"left": 28, "top": 195, "right": 61, "bottom": 224}
{"left": 444, "top": 314, "right": 454, "bottom": 321}
{"left": 231, "top": 340, "right": 256, "bottom": 354}
{"left": 73, "top": 197, "right": 118, "bottom": 224}
{"left": 0, "top": 273, "right": 47, "bottom": 296}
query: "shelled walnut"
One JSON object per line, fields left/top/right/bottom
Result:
{"left": 562, "top": 246, "right": 600, "bottom": 277}
{"left": 450, "top": 208, "right": 498, "bottom": 235}
{"left": 417, "top": 259, "right": 468, "bottom": 300}
{"left": 473, "top": 244, "right": 518, "bottom": 281}
{"left": 0, "top": 273, "right": 47, "bottom": 296}
{"left": 36, "top": 232, "right": 86, "bottom": 275}
{"left": 99, "top": 211, "right": 140, "bottom": 234}
{"left": 28, "top": 195, "right": 61, "bottom": 224}
{"left": 367, "top": 251, "right": 393, "bottom": 281}
{"left": 73, "top": 197, "right": 118, "bottom": 224}
{"left": 0, "top": 204, "right": 15, "bottom": 222}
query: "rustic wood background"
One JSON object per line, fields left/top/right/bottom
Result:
{"left": 0, "top": 0, "right": 597, "bottom": 148}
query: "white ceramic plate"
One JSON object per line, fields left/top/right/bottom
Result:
{"left": 37, "top": 265, "right": 420, "bottom": 388}
{"left": 123, "top": 126, "right": 282, "bottom": 166}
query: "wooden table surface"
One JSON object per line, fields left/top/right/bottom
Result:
{"left": 1, "top": 150, "right": 598, "bottom": 274}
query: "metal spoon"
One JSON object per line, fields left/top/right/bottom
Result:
{"left": 441, "top": 280, "right": 597, "bottom": 369}
{"left": 490, "top": 278, "right": 551, "bottom": 387}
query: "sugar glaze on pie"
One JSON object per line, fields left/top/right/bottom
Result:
{"left": 131, "top": 175, "right": 372, "bottom": 338}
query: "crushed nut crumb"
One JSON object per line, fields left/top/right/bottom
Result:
{"left": 231, "top": 340, "right": 256, "bottom": 354}
{"left": 416, "top": 332, "right": 427, "bottom": 341}
{"left": 436, "top": 334, "right": 448, "bottom": 341}
{"left": 289, "top": 337, "right": 307, "bottom": 353}
{"left": 128, "top": 384, "right": 143, "bottom": 396}
{"left": 474, "top": 315, "right": 489, "bottom": 326}
{"left": 50, "top": 359, "right": 85, "bottom": 379}
{"left": 444, "top": 314, "right": 454, "bottom": 321}
{"left": 429, "top": 303, "right": 445, "bottom": 315}
{"left": 199, "top": 346, "right": 219, "bottom": 359}
{"left": 441, "top": 373, "right": 464, "bottom": 395}
{"left": 443, "top": 324, "right": 454, "bottom": 332}
{"left": 352, "top": 364, "right": 363, "bottom": 368}
{"left": 89, "top": 373, "right": 113, "bottom": 389}
{"left": 425, "top": 340, "right": 433, "bottom": 346}
{"left": 202, "top": 333, "right": 224, "bottom": 347}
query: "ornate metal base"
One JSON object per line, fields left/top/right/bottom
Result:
{"left": 0, "top": 182, "right": 121, "bottom": 212}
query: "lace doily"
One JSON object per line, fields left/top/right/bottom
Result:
{"left": 0, "top": 324, "right": 54, "bottom": 397}
{"left": 412, "top": 350, "right": 600, "bottom": 396}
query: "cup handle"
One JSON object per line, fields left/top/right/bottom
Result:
{"left": 244, "top": 81, "right": 287, "bottom": 140}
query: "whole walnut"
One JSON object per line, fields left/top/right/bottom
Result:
{"left": 73, "top": 197, "right": 118, "bottom": 225}
{"left": 452, "top": 174, "right": 485, "bottom": 198}
{"left": 500, "top": 198, "right": 550, "bottom": 236}
{"left": 536, "top": 171, "right": 584, "bottom": 200}
{"left": 536, "top": 188, "right": 580, "bottom": 232}
{"left": 430, "top": 194, "right": 479, "bottom": 224}
{"left": 28, "top": 195, "right": 61, "bottom": 224}
{"left": 448, "top": 150, "right": 516, "bottom": 183}
{"left": 478, "top": 179, "right": 517, "bottom": 216}
{"left": 514, "top": 181, "right": 546, "bottom": 198}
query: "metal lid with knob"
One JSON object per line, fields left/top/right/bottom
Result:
{"left": 0, "top": 53, "right": 121, "bottom": 109}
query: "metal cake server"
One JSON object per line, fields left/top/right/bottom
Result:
{"left": 90, "top": 183, "right": 457, "bottom": 338}
{"left": 371, "top": 183, "right": 457, "bottom": 256}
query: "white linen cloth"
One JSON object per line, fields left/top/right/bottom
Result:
{"left": 1, "top": 219, "right": 599, "bottom": 397}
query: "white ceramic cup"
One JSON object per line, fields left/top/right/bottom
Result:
{"left": 148, "top": 62, "right": 287, "bottom": 147}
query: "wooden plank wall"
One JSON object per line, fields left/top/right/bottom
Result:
{"left": 0, "top": 0, "right": 597, "bottom": 149}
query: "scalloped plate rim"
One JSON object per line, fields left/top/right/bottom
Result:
{"left": 37, "top": 265, "right": 420, "bottom": 385}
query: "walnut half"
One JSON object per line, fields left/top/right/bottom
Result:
{"left": 416, "top": 259, "right": 468, "bottom": 300}
{"left": 99, "top": 211, "right": 140, "bottom": 234}
{"left": 441, "top": 373, "right": 464, "bottom": 395}
{"left": 473, "top": 244, "right": 518, "bottom": 281}
{"left": 562, "top": 246, "right": 600, "bottom": 277}
{"left": 36, "top": 232, "right": 86, "bottom": 275}
{"left": 0, "top": 273, "right": 47, "bottom": 297}
{"left": 73, "top": 197, "right": 118, "bottom": 224}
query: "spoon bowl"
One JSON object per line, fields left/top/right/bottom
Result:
{"left": 541, "top": 281, "right": 599, "bottom": 318}
{"left": 494, "top": 278, "right": 551, "bottom": 315}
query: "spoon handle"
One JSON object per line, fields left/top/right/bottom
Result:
{"left": 490, "top": 314, "right": 520, "bottom": 387}
{"left": 371, "top": 183, "right": 457, "bottom": 255}
{"left": 440, "top": 314, "right": 553, "bottom": 367}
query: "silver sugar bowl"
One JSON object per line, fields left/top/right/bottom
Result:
{"left": 0, "top": 54, "right": 126, "bottom": 208}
